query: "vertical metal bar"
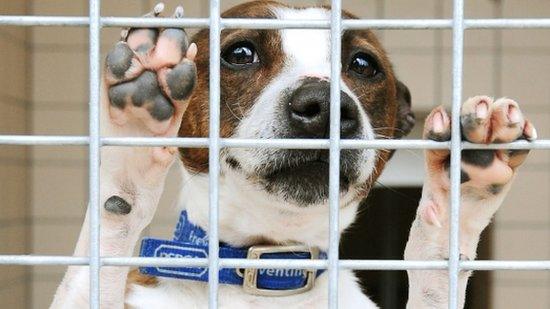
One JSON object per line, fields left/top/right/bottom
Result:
{"left": 449, "top": 0, "right": 464, "bottom": 308}
{"left": 88, "top": 0, "right": 101, "bottom": 308}
{"left": 208, "top": 0, "right": 221, "bottom": 308}
{"left": 328, "top": 0, "right": 342, "bottom": 308}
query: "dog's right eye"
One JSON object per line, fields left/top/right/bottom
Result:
{"left": 222, "top": 41, "right": 259, "bottom": 66}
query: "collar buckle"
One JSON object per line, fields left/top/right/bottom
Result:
{"left": 242, "top": 245, "right": 320, "bottom": 296}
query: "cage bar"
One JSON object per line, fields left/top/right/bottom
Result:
{"left": 208, "top": 0, "right": 222, "bottom": 308}
{"left": 0, "top": 2, "right": 549, "bottom": 309}
{"left": 1, "top": 255, "right": 550, "bottom": 272}
{"left": 88, "top": 0, "right": 101, "bottom": 308}
{"left": 4, "top": 135, "right": 550, "bottom": 150}
{"left": 449, "top": 0, "right": 465, "bottom": 308}
{"left": 2, "top": 16, "right": 550, "bottom": 29}
{"left": 328, "top": 0, "right": 342, "bottom": 308}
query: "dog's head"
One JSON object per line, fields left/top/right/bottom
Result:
{"left": 179, "top": 1, "right": 414, "bottom": 209}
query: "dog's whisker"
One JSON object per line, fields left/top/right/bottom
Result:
{"left": 225, "top": 99, "right": 243, "bottom": 121}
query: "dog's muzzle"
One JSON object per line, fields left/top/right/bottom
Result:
{"left": 285, "top": 78, "right": 361, "bottom": 139}
{"left": 253, "top": 78, "right": 365, "bottom": 205}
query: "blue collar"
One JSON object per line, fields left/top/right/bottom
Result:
{"left": 139, "top": 211, "right": 326, "bottom": 294}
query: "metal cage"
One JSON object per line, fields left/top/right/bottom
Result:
{"left": 1, "top": 0, "right": 550, "bottom": 308}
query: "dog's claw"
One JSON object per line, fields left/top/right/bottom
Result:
{"left": 174, "top": 6, "right": 185, "bottom": 18}
{"left": 146, "top": 2, "right": 165, "bottom": 17}
{"left": 119, "top": 3, "right": 164, "bottom": 41}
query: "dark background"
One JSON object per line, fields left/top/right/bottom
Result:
{"left": 340, "top": 187, "right": 492, "bottom": 309}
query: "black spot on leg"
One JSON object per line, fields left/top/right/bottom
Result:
{"left": 166, "top": 61, "right": 196, "bottom": 101}
{"left": 106, "top": 42, "right": 134, "bottom": 79}
{"left": 462, "top": 150, "right": 495, "bottom": 168}
{"left": 104, "top": 195, "right": 132, "bottom": 215}
{"left": 488, "top": 184, "right": 504, "bottom": 195}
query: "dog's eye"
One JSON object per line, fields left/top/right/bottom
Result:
{"left": 349, "top": 53, "right": 379, "bottom": 78}
{"left": 222, "top": 42, "right": 259, "bottom": 66}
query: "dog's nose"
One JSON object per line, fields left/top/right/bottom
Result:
{"left": 287, "top": 80, "right": 360, "bottom": 138}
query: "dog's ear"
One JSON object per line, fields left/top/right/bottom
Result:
{"left": 394, "top": 80, "right": 415, "bottom": 139}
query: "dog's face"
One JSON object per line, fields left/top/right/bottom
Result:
{"left": 179, "top": 1, "right": 414, "bottom": 207}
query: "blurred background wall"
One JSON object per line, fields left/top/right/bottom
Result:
{"left": 0, "top": 0, "right": 549, "bottom": 308}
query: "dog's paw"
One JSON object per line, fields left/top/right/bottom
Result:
{"left": 99, "top": 4, "right": 197, "bottom": 219}
{"left": 103, "top": 3, "right": 197, "bottom": 138}
{"left": 419, "top": 97, "right": 537, "bottom": 229}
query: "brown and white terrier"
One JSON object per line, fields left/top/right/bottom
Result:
{"left": 51, "top": 1, "right": 537, "bottom": 308}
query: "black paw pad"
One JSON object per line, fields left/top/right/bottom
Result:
{"left": 443, "top": 161, "right": 471, "bottom": 184}
{"left": 460, "top": 169, "right": 471, "bottom": 183}
{"left": 166, "top": 61, "right": 196, "bottom": 101}
{"left": 128, "top": 28, "right": 158, "bottom": 55}
{"left": 106, "top": 42, "right": 134, "bottom": 79}
{"left": 148, "top": 95, "right": 174, "bottom": 121}
{"left": 108, "top": 71, "right": 175, "bottom": 121}
{"left": 460, "top": 113, "right": 484, "bottom": 133}
{"left": 462, "top": 150, "right": 495, "bottom": 168}
{"left": 129, "top": 71, "right": 162, "bottom": 107}
{"left": 427, "top": 130, "right": 451, "bottom": 142}
{"left": 161, "top": 28, "right": 190, "bottom": 53}
{"left": 104, "top": 195, "right": 132, "bottom": 215}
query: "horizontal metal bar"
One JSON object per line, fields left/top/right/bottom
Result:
{"left": 465, "top": 18, "right": 550, "bottom": 29}
{"left": 2, "top": 135, "right": 550, "bottom": 150}
{"left": 103, "top": 17, "right": 209, "bottom": 28}
{"left": 103, "top": 137, "right": 209, "bottom": 147}
{"left": 345, "top": 19, "right": 452, "bottom": 29}
{"left": 1, "top": 16, "right": 550, "bottom": 29}
{"left": 0, "top": 135, "right": 89, "bottom": 145}
{"left": 0, "top": 256, "right": 89, "bottom": 265}
{"left": 461, "top": 260, "right": 550, "bottom": 271}
{"left": 2, "top": 256, "right": 549, "bottom": 271}
{"left": 0, "top": 15, "right": 89, "bottom": 26}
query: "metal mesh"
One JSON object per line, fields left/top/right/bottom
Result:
{"left": 1, "top": 0, "right": 550, "bottom": 308}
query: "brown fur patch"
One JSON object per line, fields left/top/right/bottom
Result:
{"left": 178, "top": 1, "right": 287, "bottom": 172}
{"left": 126, "top": 269, "right": 158, "bottom": 295}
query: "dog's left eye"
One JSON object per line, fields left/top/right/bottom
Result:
{"left": 222, "top": 41, "right": 259, "bottom": 66}
{"left": 349, "top": 53, "right": 379, "bottom": 78}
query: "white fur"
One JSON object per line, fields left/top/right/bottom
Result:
{"left": 126, "top": 270, "right": 378, "bottom": 309}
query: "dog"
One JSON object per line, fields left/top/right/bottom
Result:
{"left": 51, "top": 1, "right": 538, "bottom": 308}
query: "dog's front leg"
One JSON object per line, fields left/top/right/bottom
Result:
{"left": 404, "top": 97, "right": 537, "bottom": 308}
{"left": 50, "top": 5, "right": 197, "bottom": 308}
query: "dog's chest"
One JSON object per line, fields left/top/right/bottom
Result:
{"left": 125, "top": 270, "right": 376, "bottom": 308}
